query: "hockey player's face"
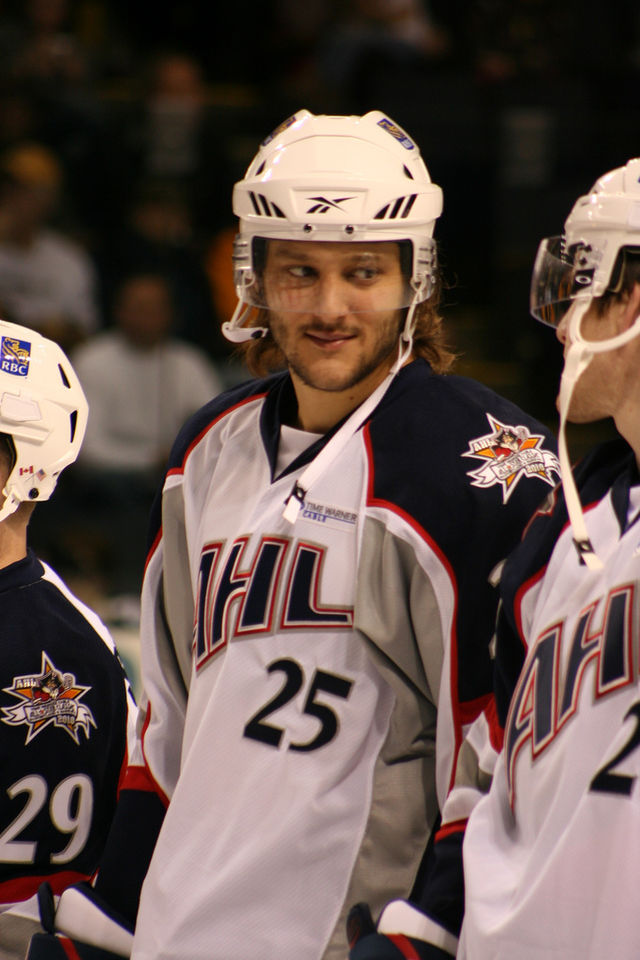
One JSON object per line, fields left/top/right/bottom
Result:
{"left": 556, "top": 292, "right": 640, "bottom": 424}
{"left": 263, "top": 240, "right": 405, "bottom": 400}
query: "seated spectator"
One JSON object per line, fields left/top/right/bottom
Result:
{"left": 0, "top": 140, "right": 99, "bottom": 351}
{"left": 97, "top": 179, "right": 227, "bottom": 363}
{"left": 108, "top": 49, "right": 234, "bottom": 235}
{"left": 64, "top": 271, "right": 223, "bottom": 600}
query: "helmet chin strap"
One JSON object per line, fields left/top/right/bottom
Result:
{"left": 558, "top": 296, "right": 640, "bottom": 570}
{"left": 0, "top": 490, "right": 20, "bottom": 523}
{"left": 221, "top": 300, "right": 268, "bottom": 343}
{"left": 282, "top": 290, "right": 421, "bottom": 523}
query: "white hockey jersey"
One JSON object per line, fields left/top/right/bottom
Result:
{"left": 460, "top": 439, "right": 640, "bottom": 959}
{"left": 106, "top": 360, "right": 559, "bottom": 960}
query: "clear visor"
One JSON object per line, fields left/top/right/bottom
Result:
{"left": 235, "top": 239, "right": 417, "bottom": 313}
{"left": 530, "top": 236, "right": 595, "bottom": 327}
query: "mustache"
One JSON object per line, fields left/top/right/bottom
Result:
{"left": 301, "top": 321, "right": 358, "bottom": 336}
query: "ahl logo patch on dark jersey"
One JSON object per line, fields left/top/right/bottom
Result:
{"left": 463, "top": 414, "right": 559, "bottom": 503}
{"left": 2, "top": 651, "right": 97, "bottom": 744}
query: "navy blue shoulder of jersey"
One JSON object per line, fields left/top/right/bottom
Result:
{"left": 0, "top": 551, "right": 129, "bottom": 898}
{"left": 366, "top": 360, "right": 558, "bottom": 565}
{"left": 364, "top": 360, "right": 560, "bottom": 705}
{"left": 500, "top": 437, "right": 635, "bottom": 611}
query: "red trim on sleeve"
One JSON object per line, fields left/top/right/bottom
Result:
{"left": 435, "top": 818, "right": 467, "bottom": 842}
{"left": 143, "top": 527, "right": 162, "bottom": 579}
{"left": 483, "top": 693, "right": 504, "bottom": 752}
{"left": 0, "top": 870, "right": 88, "bottom": 904}
{"left": 389, "top": 933, "right": 420, "bottom": 958}
{"left": 120, "top": 705, "right": 170, "bottom": 808}
{"left": 513, "top": 565, "right": 545, "bottom": 647}
{"left": 458, "top": 691, "right": 492, "bottom": 726}
{"left": 59, "top": 937, "right": 83, "bottom": 960}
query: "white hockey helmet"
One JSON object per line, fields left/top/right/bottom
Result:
{"left": 223, "top": 109, "right": 443, "bottom": 342}
{"left": 531, "top": 157, "right": 640, "bottom": 327}
{"left": 530, "top": 158, "right": 640, "bottom": 572}
{"left": 0, "top": 320, "right": 88, "bottom": 522}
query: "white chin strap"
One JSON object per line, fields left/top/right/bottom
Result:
{"left": 282, "top": 291, "right": 421, "bottom": 523}
{"left": 0, "top": 487, "right": 21, "bottom": 523}
{"left": 559, "top": 297, "right": 640, "bottom": 571}
{"left": 221, "top": 300, "right": 268, "bottom": 343}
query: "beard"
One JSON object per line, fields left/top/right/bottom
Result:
{"left": 269, "top": 311, "right": 403, "bottom": 394}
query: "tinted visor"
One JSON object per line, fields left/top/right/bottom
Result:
{"left": 530, "top": 237, "right": 595, "bottom": 327}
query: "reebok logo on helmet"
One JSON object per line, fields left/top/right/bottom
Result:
{"left": 306, "top": 196, "right": 356, "bottom": 214}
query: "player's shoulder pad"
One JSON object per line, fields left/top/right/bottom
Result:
{"left": 166, "top": 371, "right": 287, "bottom": 472}
{"left": 500, "top": 436, "right": 632, "bottom": 605}
{"left": 367, "top": 361, "right": 559, "bottom": 525}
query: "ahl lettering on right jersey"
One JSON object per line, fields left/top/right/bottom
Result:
{"left": 505, "top": 583, "right": 636, "bottom": 808}
{"left": 193, "top": 536, "right": 353, "bottom": 671}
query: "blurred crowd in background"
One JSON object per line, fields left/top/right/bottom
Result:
{"left": 0, "top": 0, "right": 637, "bottom": 609}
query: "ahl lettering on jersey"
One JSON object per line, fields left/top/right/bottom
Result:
{"left": 193, "top": 536, "right": 353, "bottom": 671}
{"left": 505, "top": 583, "right": 635, "bottom": 807}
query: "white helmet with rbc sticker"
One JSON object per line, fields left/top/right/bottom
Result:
{"left": 224, "top": 109, "right": 443, "bottom": 342}
{"left": 0, "top": 320, "right": 88, "bottom": 521}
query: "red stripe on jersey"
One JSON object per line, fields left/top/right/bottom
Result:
{"left": 59, "top": 937, "right": 83, "bottom": 960}
{"left": 435, "top": 818, "right": 466, "bottom": 841}
{"left": 363, "top": 424, "right": 463, "bottom": 793}
{"left": 143, "top": 527, "right": 162, "bottom": 578}
{"left": 388, "top": 933, "right": 420, "bottom": 958}
{"left": 513, "top": 566, "right": 545, "bottom": 648}
{"left": 483, "top": 692, "right": 504, "bottom": 752}
{"left": 513, "top": 498, "right": 602, "bottom": 646}
{"left": 120, "top": 706, "right": 170, "bottom": 807}
{"left": 458, "top": 691, "right": 492, "bottom": 726}
{"left": 0, "top": 869, "right": 87, "bottom": 903}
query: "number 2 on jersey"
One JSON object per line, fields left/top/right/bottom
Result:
{"left": 590, "top": 701, "right": 640, "bottom": 797}
{"left": 244, "top": 657, "right": 353, "bottom": 752}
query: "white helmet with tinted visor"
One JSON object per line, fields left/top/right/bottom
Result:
{"left": 531, "top": 157, "right": 640, "bottom": 328}
{"left": 0, "top": 320, "right": 88, "bottom": 522}
{"left": 530, "top": 157, "right": 640, "bottom": 571}
{"left": 223, "top": 109, "right": 443, "bottom": 343}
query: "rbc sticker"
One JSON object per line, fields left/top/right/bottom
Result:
{"left": 0, "top": 336, "right": 31, "bottom": 377}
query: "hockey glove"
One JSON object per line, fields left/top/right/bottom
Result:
{"left": 347, "top": 902, "right": 455, "bottom": 960}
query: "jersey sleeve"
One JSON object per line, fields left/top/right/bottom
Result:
{"left": 90, "top": 479, "right": 192, "bottom": 925}
{"left": 56, "top": 382, "right": 273, "bottom": 935}
{"left": 355, "top": 379, "right": 561, "bottom": 953}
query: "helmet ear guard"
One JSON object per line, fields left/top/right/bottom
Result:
{"left": 224, "top": 109, "right": 443, "bottom": 342}
{"left": 531, "top": 158, "right": 640, "bottom": 325}
{"left": 0, "top": 320, "right": 88, "bottom": 521}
